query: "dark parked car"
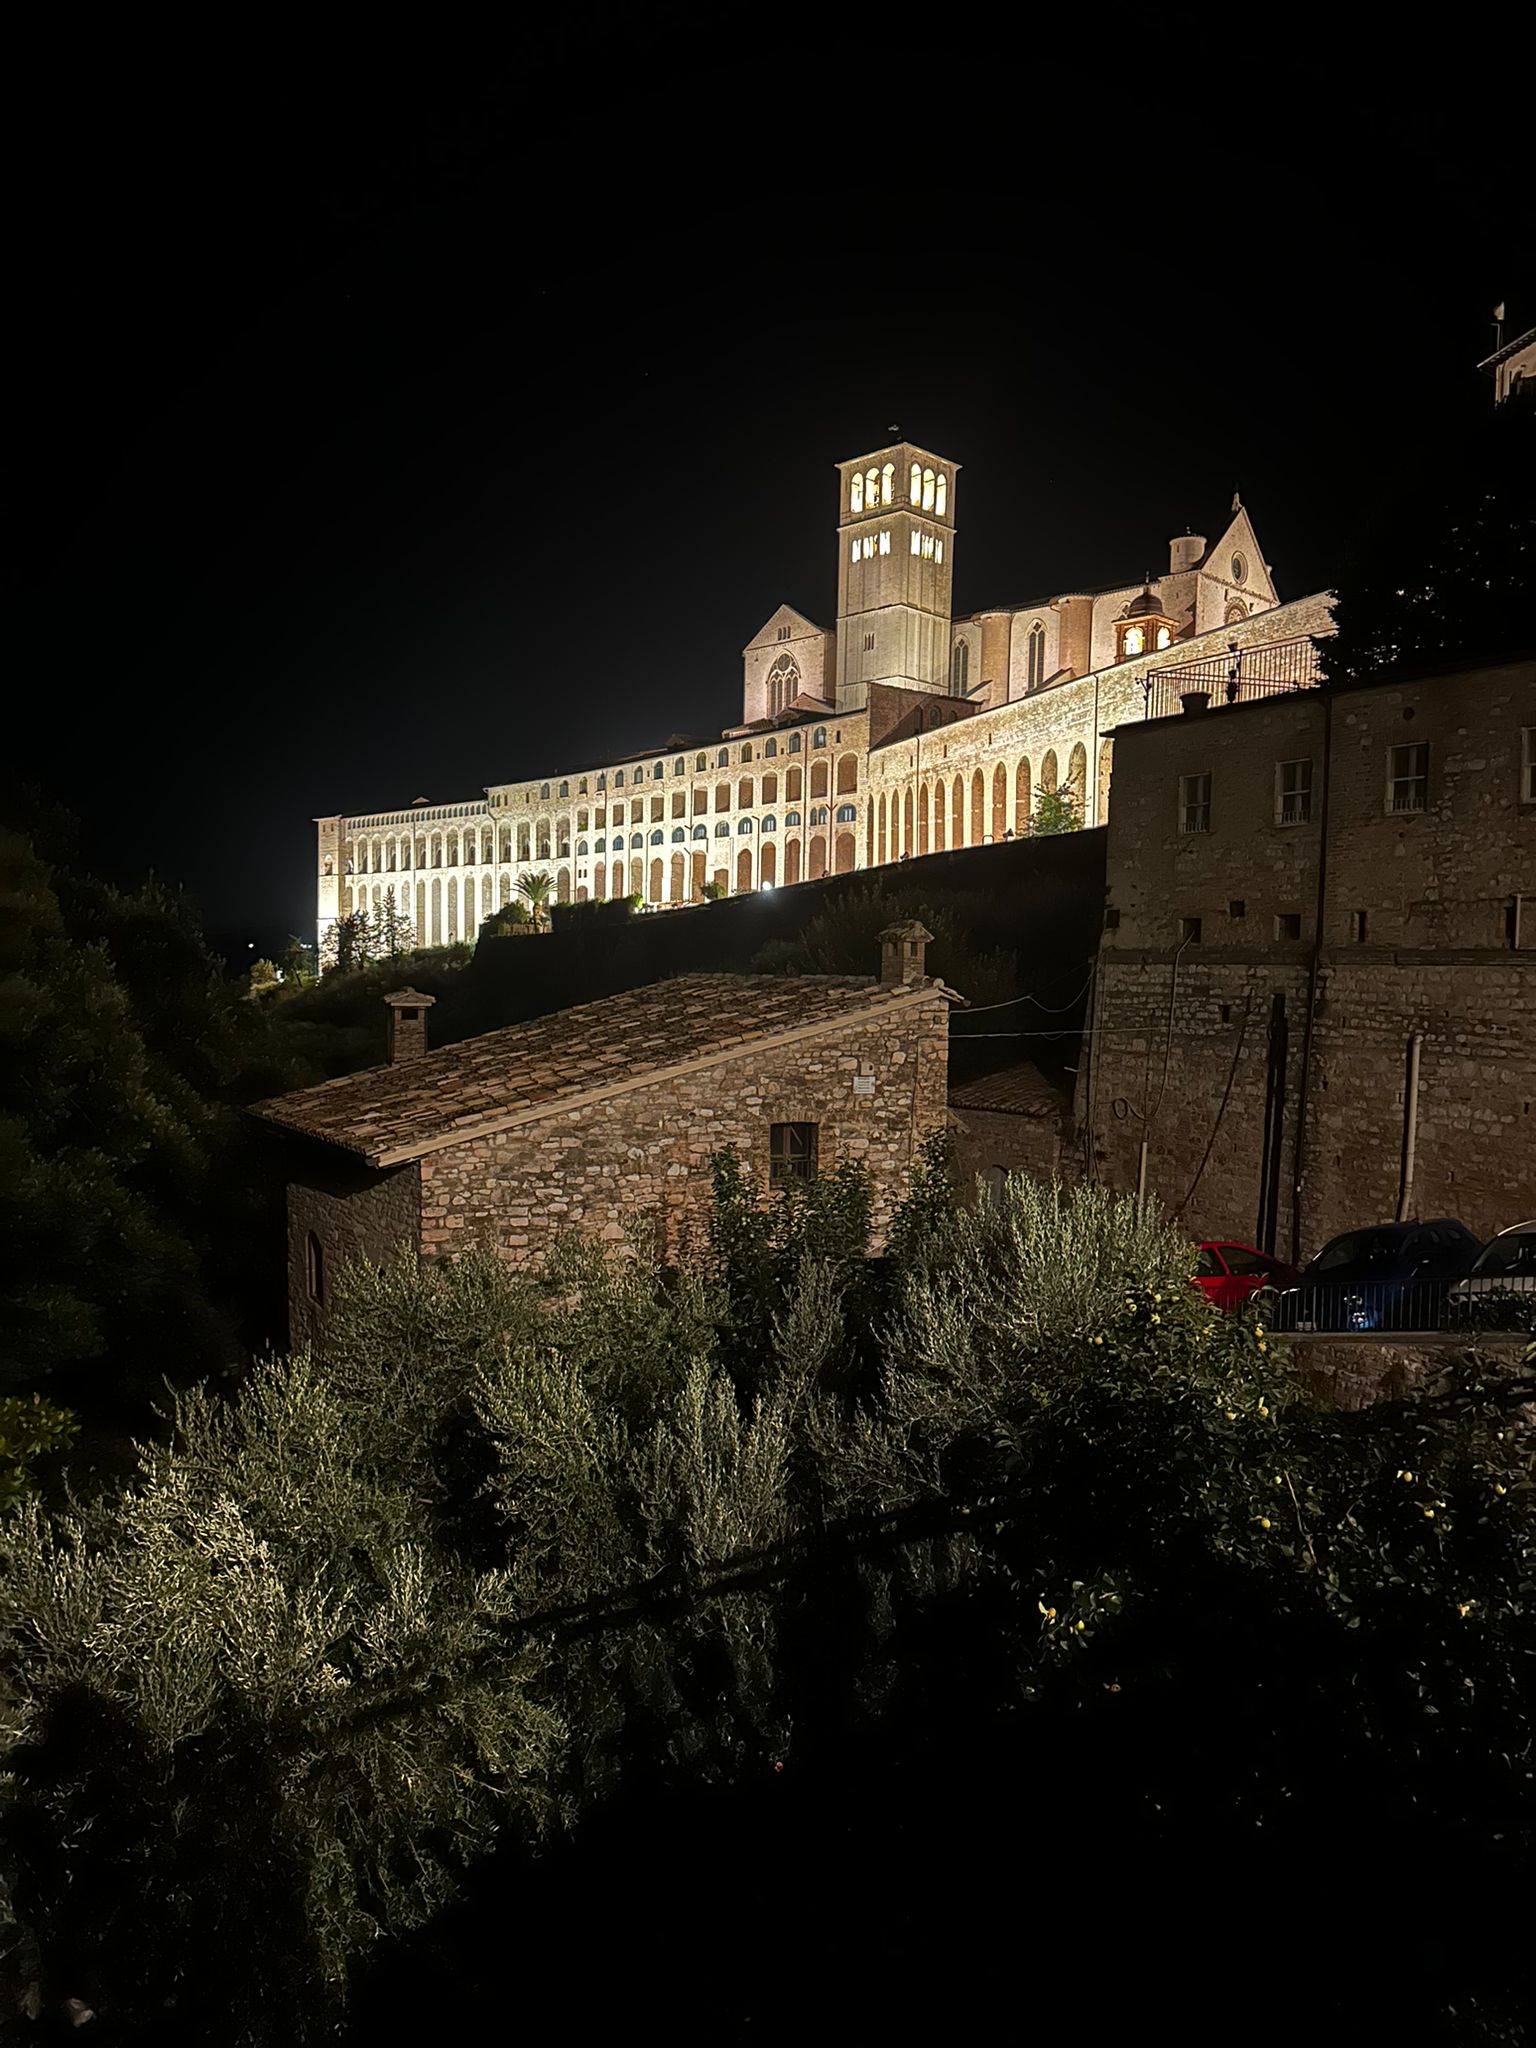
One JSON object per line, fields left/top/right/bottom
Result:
{"left": 1194, "top": 1241, "right": 1299, "bottom": 1313}
{"left": 1273, "top": 1220, "right": 1482, "bottom": 1332}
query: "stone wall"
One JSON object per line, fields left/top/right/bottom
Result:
{"left": 413, "top": 993, "right": 952, "bottom": 1270}
{"left": 285, "top": 1154, "right": 420, "bottom": 1352}
{"left": 949, "top": 1106, "right": 1065, "bottom": 1190}
{"left": 1081, "top": 659, "right": 1536, "bottom": 1263}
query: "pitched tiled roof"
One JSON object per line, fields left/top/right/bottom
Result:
{"left": 252, "top": 973, "right": 956, "bottom": 1167}
{"left": 948, "top": 1062, "right": 1070, "bottom": 1119}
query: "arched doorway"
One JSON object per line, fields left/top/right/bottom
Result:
{"left": 736, "top": 846, "right": 753, "bottom": 894}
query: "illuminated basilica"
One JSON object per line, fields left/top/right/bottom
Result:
{"left": 317, "top": 438, "right": 1330, "bottom": 946}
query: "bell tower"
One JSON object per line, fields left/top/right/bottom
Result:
{"left": 834, "top": 439, "right": 959, "bottom": 712}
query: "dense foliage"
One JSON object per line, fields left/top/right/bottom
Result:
{"left": 2, "top": 1169, "right": 1530, "bottom": 2042}
{"left": 1319, "top": 397, "right": 1534, "bottom": 687}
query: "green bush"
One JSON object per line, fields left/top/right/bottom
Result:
{"left": 2, "top": 1174, "right": 1530, "bottom": 2041}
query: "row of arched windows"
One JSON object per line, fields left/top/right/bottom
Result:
{"left": 850, "top": 463, "right": 948, "bottom": 516}
{"left": 866, "top": 743, "right": 1096, "bottom": 864}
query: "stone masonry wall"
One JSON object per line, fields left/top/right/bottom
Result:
{"left": 286, "top": 1156, "right": 420, "bottom": 1352}
{"left": 950, "top": 1106, "right": 1064, "bottom": 1190}
{"left": 415, "top": 994, "right": 952, "bottom": 1270}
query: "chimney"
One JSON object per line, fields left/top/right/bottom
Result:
{"left": 879, "top": 919, "right": 934, "bottom": 986}
{"left": 1168, "top": 532, "right": 1206, "bottom": 574}
{"left": 383, "top": 987, "right": 436, "bottom": 1064}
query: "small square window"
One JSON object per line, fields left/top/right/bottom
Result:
{"left": 1228, "top": 899, "right": 1246, "bottom": 919}
{"left": 1387, "top": 741, "right": 1429, "bottom": 814}
{"left": 1179, "top": 772, "right": 1212, "bottom": 834}
{"left": 769, "top": 1122, "right": 819, "bottom": 1185}
{"left": 1180, "top": 916, "right": 1202, "bottom": 944}
{"left": 1350, "top": 910, "right": 1368, "bottom": 943}
{"left": 1275, "top": 912, "right": 1302, "bottom": 941}
{"left": 1104, "top": 906, "right": 1121, "bottom": 930}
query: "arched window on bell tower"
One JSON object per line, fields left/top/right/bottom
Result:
{"left": 850, "top": 471, "right": 864, "bottom": 514}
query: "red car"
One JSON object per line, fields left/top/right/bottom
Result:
{"left": 1194, "top": 1241, "right": 1299, "bottom": 1313}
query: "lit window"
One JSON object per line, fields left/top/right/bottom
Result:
{"left": 814, "top": 729, "right": 828, "bottom": 747}
{"left": 936, "top": 472, "right": 947, "bottom": 517}
{"left": 738, "top": 818, "right": 753, "bottom": 833}
{"left": 836, "top": 804, "right": 857, "bottom": 822}
{"left": 851, "top": 538, "right": 860, "bottom": 565}
{"left": 1179, "top": 772, "right": 1212, "bottom": 834}
{"left": 769, "top": 1121, "right": 818, "bottom": 1186}
{"left": 910, "top": 529, "right": 921, "bottom": 556}
{"left": 1155, "top": 625, "right": 1172, "bottom": 649}
{"left": 810, "top": 805, "right": 829, "bottom": 824}
{"left": 1387, "top": 742, "right": 1429, "bottom": 814}
{"left": 851, "top": 471, "right": 864, "bottom": 514}
{"left": 936, "top": 539, "right": 944, "bottom": 564}
{"left": 909, "top": 461, "right": 921, "bottom": 502}
{"left": 1124, "top": 625, "right": 1145, "bottom": 657}
{"left": 1276, "top": 758, "right": 1313, "bottom": 825}
{"left": 762, "top": 815, "right": 778, "bottom": 832}
{"left": 922, "top": 467, "right": 935, "bottom": 510}
{"left": 785, "top": 809, "right": 802, "bottom": 825}
{"left": 879, "top": 529, "right": 891, "bottom": 555}
{"left": 881, "top": 461, "right": 894, "bottom": 504}
{"left": 866, "top": 467, "right": 879, "bottom": 506}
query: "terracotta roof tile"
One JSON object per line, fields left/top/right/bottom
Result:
{"left": 948, "top": 1062, "right": 1070, "bottom": 1119}
{"left": 252, "top": 973, "right": 954, "bottom": 1166}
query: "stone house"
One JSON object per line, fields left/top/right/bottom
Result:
{"left": 1078, "top": 657, "right": 1536, "bottom": 1261}
{"left": 253, "top": 925, "right": 958, "bottom": 1350}
{"left": 948, "top": 1063, "right": 1072, "bottom": 1197}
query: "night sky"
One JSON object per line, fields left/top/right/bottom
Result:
{"left": 15, "top": 89, "right": 1530, "bottom": 959}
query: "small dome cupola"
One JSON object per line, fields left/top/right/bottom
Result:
{"left": 1117, "top": 581, "right": 1177, "bottom": 661}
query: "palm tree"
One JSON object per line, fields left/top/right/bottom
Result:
{"left": 518, "top": 870, "right": 555, "bottom": 932}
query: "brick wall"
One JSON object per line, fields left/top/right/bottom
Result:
{"left": 409, "top": 994, "right": 952, "bottom": 1271}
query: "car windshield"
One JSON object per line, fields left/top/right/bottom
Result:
{"left": 1471, "top": 1231, "right": 1536, "bottom": 1279}
{"left": 1311, "top": 1229, "right": 1404, "bottom": 1273}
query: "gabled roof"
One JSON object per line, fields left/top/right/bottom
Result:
{"left": 743, "top": 604, "right": 825, "bottom": 654}
{"left": 948, "top": 1062, "right": 1071, "bottom": 1119}
{"left": 252, "top": 973, "right": 959, "bottom": 1168}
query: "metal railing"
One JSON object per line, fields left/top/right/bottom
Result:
{"left": 1215, "top": 1278, "right": 1536, "bottom": 1336}
{"left": 1144, "top": 636, "right": 1323, "bottom": 721}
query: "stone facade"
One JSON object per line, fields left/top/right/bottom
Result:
{"left": 1079, "top": 660, "right": 1536, "bottom": 1263}
{"left": 948, "top": 1064, "right": 1070, "bottom": 1193}
{"left": 319, "top": 440, "right": 1321, "bottom": 947}
{"left": 255, "top": 967, "right": 956, "bottom": 1344}
{"left": 416, "top": 1000, "right": 950, "bottom": 1271}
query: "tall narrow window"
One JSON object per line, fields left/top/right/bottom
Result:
{"left": 851, "top": 538, "right": 860, "bottom": 565}
{"left": 1387, "top": 742, "right": 1429, "bottom": 814}
{"left": 910, "top": 529, "right": 921, "bottom": 556}
{"left": 952, "top": 640, "right": 970, "bottom": 695}
{"left": 1276, "top": 758, "right": 1313, "bottom": 825}
{"left": 770, "top": 1121, "right": 818, "bottom": 1185}
{"left": 922, "top": 467, "right": 935, "bottom": 510}
{"left": 851, "top": 471, "right": 864, "bottom": 514}
{"left": 935, "top": 472, "right": 947, "bottom": 517}
{"left": 878, "top": 529, "right": 891, "bottom": 555}
{"left": 1027, "top": 622, "right": 1046, "bottom": 691}
{"left": 881, "top": 461, "right": 894, "bottom": 504}
{"left": 910, "top": 460, "right": 921, "bottom": 502}
{"left": 1179, "top": 772, "right": 1212, "bottom": 834}
{"left": 866, "top": 467, "right": 879, "bottom": 507}
{"left": 306, "top": 1232, "right": 325, "bottom": 1306}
